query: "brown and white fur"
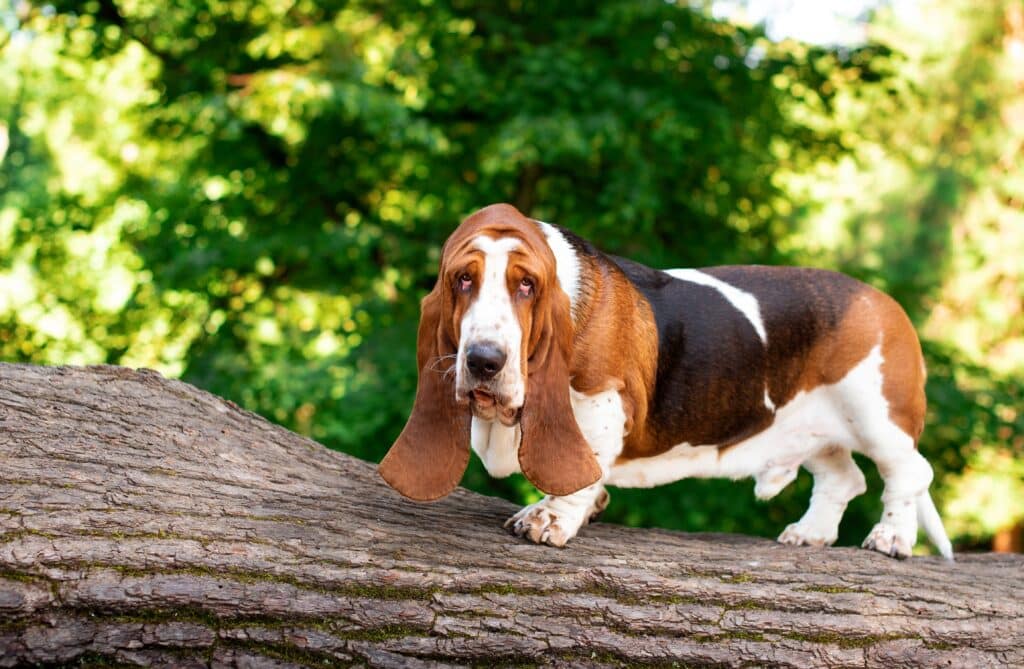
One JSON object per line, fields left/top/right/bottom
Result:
{"left": 379, "top": 204, "right": 953, "bottom": 560}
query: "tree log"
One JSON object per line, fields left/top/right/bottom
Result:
{"left": 0, "top": 364, "right": 1021, "bottom": 668}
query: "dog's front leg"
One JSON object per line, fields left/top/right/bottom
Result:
{"left": 505, "top": 387, "right": 625, "bottom": 547}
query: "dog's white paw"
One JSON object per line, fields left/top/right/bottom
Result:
{"left": 504, "top": 499, "right": 581, "bottom": 547}
{"left": 862, "top": 522, "right": 912, "bottom": 559}
{"left": 777, "top": 520, "right": 837, "bottom": 548}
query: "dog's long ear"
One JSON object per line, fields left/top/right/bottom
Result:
{"left": 518, "top": 285, "right": 602, "bottom": 496}
{"left": 379, "top": 284, "right": 470, "bottom": 501}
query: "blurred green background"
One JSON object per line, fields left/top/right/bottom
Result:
{"left": 1, "top": 0, "right": 1021, "bottom": 552}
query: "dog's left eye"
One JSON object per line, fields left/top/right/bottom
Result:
{"left": 518, "top": 277, "right": 534, "bottom": 297}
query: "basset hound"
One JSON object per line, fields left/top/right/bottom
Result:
{"left": 379, "top": 203, "right": 954, "bottom": 560}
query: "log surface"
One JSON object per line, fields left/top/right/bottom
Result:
{"left": 0, "top": 363, "right": 1021, "bottom": 668}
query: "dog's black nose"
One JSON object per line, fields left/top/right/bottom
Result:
{"left": 466, "top": 343, "right": 507, "bottom": 380}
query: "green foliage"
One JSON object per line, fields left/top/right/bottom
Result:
{"left": 0, "top": 0, "right": 1020, "bottom": 549}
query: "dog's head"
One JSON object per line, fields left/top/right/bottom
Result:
{"left": 378, "top": 204, "right": 601, "bottom": 500}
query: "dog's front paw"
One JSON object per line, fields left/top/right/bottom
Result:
{"left": 504, "top": 500, "right": 578, "bottom": 547}
{"left": 862, "top": 522, "right": 912, "bottom": 559}
{"left": 777, "top": 520, "right": 838, "bottom": 548}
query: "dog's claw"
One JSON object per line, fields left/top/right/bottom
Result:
{"left": 862, "top": 523, "right": 912, "bottom": 559}
{"left": 505, "top": 501, "right": 575, "bottom": 547}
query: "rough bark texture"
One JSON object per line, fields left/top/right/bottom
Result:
{"left": 0, "top": 363, "right": 1021, "bottom": 668}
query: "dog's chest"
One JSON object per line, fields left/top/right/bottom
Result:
{"left": 471, "top": 387, "right": 628, "bottom": 479}
{"left": 470, "top": 417, "right": 521, "bottom": 478}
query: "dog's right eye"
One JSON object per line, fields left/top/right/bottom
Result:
{"left": 458, "top": 273, "right": 473, "bottom": 292}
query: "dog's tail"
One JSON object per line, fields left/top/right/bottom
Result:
{"left": 917, "top": 491, "right": 954, "bottom": 561}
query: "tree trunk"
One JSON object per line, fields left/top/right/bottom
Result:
{"left": 0, "top": 364, "right": 1020, "bottom": 668}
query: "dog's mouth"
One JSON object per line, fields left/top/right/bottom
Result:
{"left": 470, "top": 388, "right": 496, "bottom": 407}
{"left": 468, "top": 388, "right": 521, "bottom": 426}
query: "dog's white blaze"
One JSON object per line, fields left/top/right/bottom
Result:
{"left": 457, "top": 235, "right": 525, "bottom": 406}
{"left": 471, "top": 416, "right": 521, "bottom": 478}
{"left": 537, "top": 221, "right": 581, "bottom": 310}
{"left": 665, "top": 268, "right": 767, "bottom": 344}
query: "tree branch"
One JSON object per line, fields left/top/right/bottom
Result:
{"left": 0, "top": 363, "right": 1020, "bottom": 667}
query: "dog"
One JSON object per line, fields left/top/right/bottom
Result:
{"left": 379, "top": 203, "right": 953, "bottom": 560}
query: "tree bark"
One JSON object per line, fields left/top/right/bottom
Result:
{"left": 0, "top": 364, "right": 1021, "bottom": 668}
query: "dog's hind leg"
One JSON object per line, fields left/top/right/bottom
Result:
{"left": 861, "top": 436, "right": 936, "bottom": 559}
{"left": 778, "top": 446, "right": 866, "bottom": 547}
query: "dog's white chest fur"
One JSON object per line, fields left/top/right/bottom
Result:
{"left": 471, "top": 387, "right": 626, "bottom": 480}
